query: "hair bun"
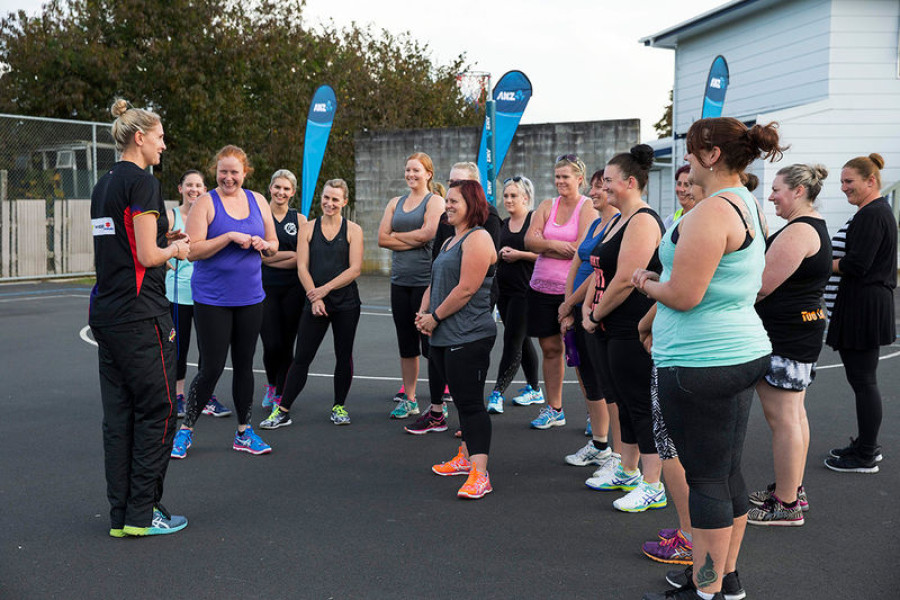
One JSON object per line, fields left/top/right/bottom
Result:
{"left": 110, "top": 98, "right": 130, "bottom": 119}
{"left": 812, "top": 163, "right": 828, "bottom": 182}
{"left": 868, "top": 153, "right": 885, "bottom": 170}
{"left": 629, "top": 144, "right": 655, "bottom": 170}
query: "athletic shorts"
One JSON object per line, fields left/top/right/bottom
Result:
{"left": 763, "top": 354, "right": 816, "bottom": 391}
{"left": 526, "top": 288, "right": 564, "bottom": 339}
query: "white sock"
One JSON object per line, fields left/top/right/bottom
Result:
{"left": 696, "top": 590, "right": 715, "bottom": 600}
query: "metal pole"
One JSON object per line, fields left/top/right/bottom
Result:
{"left": 485, "top": 75, "right": 497, "bottom": 206}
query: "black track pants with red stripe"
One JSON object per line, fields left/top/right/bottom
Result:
{"left": 92, "top": 314, "right": 178, "bottom": 529}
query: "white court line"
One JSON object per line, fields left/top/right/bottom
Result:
{"left": 1, "top": 293, "right": 89, "bottom": 303}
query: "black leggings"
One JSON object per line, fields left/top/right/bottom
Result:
{"left": 657, "top": 356, "right": 768, "bottom": 530}
{"left": 280, "top": 306, "right": 361, "bottom": 410}
{"left": 429, "top": 336, "right": 495, "bottom": 456}
{"left": 594, "top": 336, "right": 654, "bottom": 453}
{"left": 492, "top": 293, "right": 539, "bottom": 395}
{"left": 391, "top": 284, "right": 429, "bottom": 358}
{"left": 184, "top": 302, "right": 264, "bottom": 428}
{"left": 260, "top": 283, "right": 304, "bottom": 395}
{"left": 170, "top": 302, "right": 194, "bottom": 381}
{"left": 839, "top": 347, "right": 883, "bottom": 449}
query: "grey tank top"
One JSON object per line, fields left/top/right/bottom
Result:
{"left": 390, "top": 193, "right": 434, "bottom": 286}
{"left": 430, "top": 227, "right": 497, "bottom": 347}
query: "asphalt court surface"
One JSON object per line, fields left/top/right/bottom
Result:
{"left": 1, "top": 275, "right": 898, "bottom": 599}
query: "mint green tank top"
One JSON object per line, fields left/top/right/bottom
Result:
{"left": 652, "top": 186, "right": 771, "bottom": 367}
{"left": 165, "top": 207, "right": 194, "bottom": 305}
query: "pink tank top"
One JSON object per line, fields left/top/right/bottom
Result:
{"left": 530, "top": 195, "right": 589, "bottom": 295}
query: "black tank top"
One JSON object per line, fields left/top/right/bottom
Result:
{"left": 589, "top": 207, "right": 664, "bottom": 339}
{"left": 308, "top": 217, "right": 360, "bottom": 312}
{"left": 262, "top": 208, "right": 301, "bottom": 287}
{"left": 756, "top": 216, "right": 832, "bottom": 361}
{"left": 497, "top": 211, "right": 534, "bottom": 297}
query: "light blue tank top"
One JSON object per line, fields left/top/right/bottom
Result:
{"left": 165, "top": 207, "right": 194, "bottom": 305}
{"left": 652, "top": 186, "right": 771, "bottom": 367}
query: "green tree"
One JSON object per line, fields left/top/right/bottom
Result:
{"left": 0, "top": 0, "right": 479, "bottom": 206}
{"left": 654, "top": 89, "right": 673, "bottom": 139}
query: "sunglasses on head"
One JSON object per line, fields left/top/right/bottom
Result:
{"left": 503, "top": 176, "right": 523, "bottom": 184}
{"left": 556, "top": 154, "right": 580, "bottom": 164}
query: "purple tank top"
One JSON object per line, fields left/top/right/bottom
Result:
{"left": 192, "top": 189, "right": 266, "bottom": 306}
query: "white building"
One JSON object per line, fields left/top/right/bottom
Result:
{"left": 641, "top": 0, "right": 900, "bottom": 233}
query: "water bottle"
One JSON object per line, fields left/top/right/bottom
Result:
{"left": 563, "top": 328, "right": 580, "bottom": 367}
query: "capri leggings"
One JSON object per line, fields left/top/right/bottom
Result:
{"left": 260, "top": 283, "right": 304, "bottom": 395}
{"left": 391, "top": 284, "right": 429, "bottom": 358}
{"left": 170, "top": 302, "right": 194, "bottom": 381}
{"left": 573, "top": 317, "right": 603, "bottom": 401}
{"left": 429, "top": 336, "right": 495, "bottom": 456}
{"left": 183, "top": 302, "right": 264, "bottom": 428}
{"left": 280, "top": 306, "right": 361, "bottom": 410}
{"left": 492, "top": 292, "right": 539, "bottom": 395}
{"left": 594, "top": 336, "right": 654, "bottom": 452}
{"left": 656, "top": 356, "right": 768, "bottom": 530}
{"left": 839, "top": 347, "right": 883, "bottom": 449}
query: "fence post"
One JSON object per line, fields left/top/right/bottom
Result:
{"left": 0, "top": 170, "right": 6, "bottom": 277}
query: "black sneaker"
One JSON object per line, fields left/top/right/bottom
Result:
{"left": 665, "top": 566, "right": 746, "bottom": 600}
{"left": 829, "top": 437, "right": 883, "bottom": 462}
{"left": 824, "top": 448, "right": 879, "bottom": 473}
{"left": 642, "top": 588, "right": 724, "bottom": 600}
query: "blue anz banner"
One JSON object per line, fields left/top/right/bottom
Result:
{"left": 476, "top": 70, "right": 532, "bottom": 204}
{"left": 301, "top": 84, "right": 337, "bottom": 217}
{"left": 701, "top": 56, "right": 729, "bottom": 119}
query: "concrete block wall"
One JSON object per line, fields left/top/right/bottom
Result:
{"left": 355, "top": 119, "right": 640, "bottom": 274}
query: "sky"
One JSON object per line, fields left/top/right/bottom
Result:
{"left": 1, "top": 0, "right": 728, "bottom": 141}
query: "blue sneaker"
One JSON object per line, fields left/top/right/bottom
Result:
{"left": 530, "top": 405, "right": 565, "bottom": 429}
{"left": 233, "top": 427, "right": 272, "bottom": 455}
{"left": 390, "top": 398, "right": 420, "bottom": 419}
{"left": 176, "top": 394, "right": 185, "bottom": 419}
{"left": 123, "top": 506, "right": 188, "bottom": 536}
{"left": 487, "top": 391, "right": 504, "bottom": 414}
{"left": 202, "top": 395, "right": 232, "bottom": 417}
{"left": 262, "top": 384, "right": 276, "bottom": 408}
{"left": 512, "top": 385, "right": 545, "bottom": 406}
{"left": 170, "top": 428, "right": 192, "bottom": 459}
{"left": 584, "top": 416, "right": 592, "bottom": 437}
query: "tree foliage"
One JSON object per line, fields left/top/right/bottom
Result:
{"left": 0, "top": 0, "right": 480, "bottom": 206}
{"left": 654, "top": 89, "right": 673, "bottom": 139}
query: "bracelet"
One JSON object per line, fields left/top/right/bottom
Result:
{"left": 588, "top": 312, "right": 601, "bottom": 324}
{"left": 432, "top": 311, "right": 442, "bottom": 325}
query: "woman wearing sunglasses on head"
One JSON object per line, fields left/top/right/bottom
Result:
{"left": 523, "top": 154, "right": 597, "bottom": 429}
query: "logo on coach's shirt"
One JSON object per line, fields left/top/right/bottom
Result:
{"left": 169, "top": 328, "right": 177, "bottom": 342}
{"left": 91, "top": 217, "right": 115, "bottom": 236}
{"left": 284, "top": 223, "right": 297, "bottom": 236}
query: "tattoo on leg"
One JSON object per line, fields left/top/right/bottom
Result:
{"left": 696, "top": 553, "right": 717, "bottom": 588}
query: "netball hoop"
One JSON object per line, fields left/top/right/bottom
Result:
{"left": 456, "top": 71, "right": 491, "bottom": 108}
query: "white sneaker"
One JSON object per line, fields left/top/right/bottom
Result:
{"left": 612, "top": 480, "right": 667, "bottom": 512}
{"left": 565, "top": 442, "right": 612, "bottom": 466}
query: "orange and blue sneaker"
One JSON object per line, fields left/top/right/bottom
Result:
{"left": 643, "top": 529, "right": 693, "bottom": 565}
{"left": 457, "top": 466, "right": 492, "bottom": 499}
{"left": 432, "top": 447, "right": 472, "bottom": 476}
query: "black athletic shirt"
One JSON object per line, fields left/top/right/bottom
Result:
{"left": 89, "top": 161, "right": 169, "bottom": 327}
{"left": 756, "top": 217, "right": 832, "bottom": 362}
{"left": 589, "top": 207, "right": 664, "bottom": 339}
{"left": 307, "top": 217, "right": 360, "bottom": 313}
{"left": 497, "top": 211, "right": 534, "bottom": 297}
{"left": 262, "top": 208, "right": 300, "bottom": 287}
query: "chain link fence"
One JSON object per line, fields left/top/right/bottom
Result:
{"left": 0, "top": 113, "right": 117, "bottom": 280}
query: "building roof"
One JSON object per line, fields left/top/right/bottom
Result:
{"left": 639, "top": 0, "right": 782, "bottom": 49}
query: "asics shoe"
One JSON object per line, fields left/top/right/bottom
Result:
{"left": 457, "top": 466, "right": 492, "bottom": 499}
{"left": 170, "top": 428, "right": 192, "bottom": 459}
{"left": 565, "top": 441, "right": 612, "bottom": 466}
{"left": 390, "top": 398, "right": 420, "bottom": 419}
{"left": 613, "top": 480, "right": 667, "bottom": 512}
{"left": 259, "top": 406, "right": 292, "bottom": 430}
{"left": 749, "top": 483, "right": 810, "bottom": 512}
{"left": 331, "top": 405, "right": 351, "bottom": 426}
{"left": 747, "top": 495, "right": 804, "bottom": 526}
{"left": 405, "top": 411, "right": 448, "bottom": 435}
{"left": 122, "top": 506, "right": 187, "bottom": 536}
{"left": 432, "top": 447, "right": 472, "bottom": 476}
{"left": 233, "top": 427, "right": 272, "bottom": 455}
{"left": 176, "top": 394, "right": 185, "bottom": 418}
{"left": 261, "top": 384, "right": 276, "bottom": 408}
{"left": 393, "top": 387, "right": 406, "bottom": 403}
{"left": 512, "top": 384, "right": 544, "bottom": 406}
{"left": 643, "top": 530, "right": 693, "bottom": 565}
{"left": 530, "top": 405, "right": 565, "bottom": 429}
{"left": 586, "top": 463, "right": 641, "bottom": 491}
{"left": 487, "top": 391, "right": 504, "bottom": 414}
{"left": 657, "top": 527, "right": 680, "bottom": 541}
{"left": 202, "top": 395, "right": 232, "bottom": 417}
